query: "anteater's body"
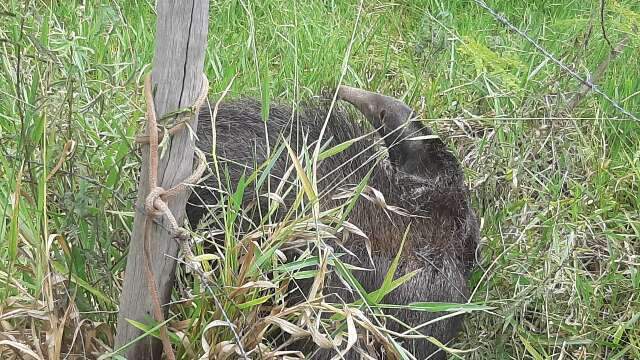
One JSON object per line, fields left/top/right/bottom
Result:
{"left": 187, "top": 87, "right": 479, "bottom": 359}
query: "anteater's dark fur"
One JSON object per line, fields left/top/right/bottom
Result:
{"left": 187, "top": 97, "right": 479, "bottom": 359}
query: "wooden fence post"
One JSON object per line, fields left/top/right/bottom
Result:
{"left": 115, "top": 0, "right": 208, "bottom": 358}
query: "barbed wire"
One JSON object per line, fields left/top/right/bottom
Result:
{"left": 472, "top": 0, "right": 639, "bottom": 122}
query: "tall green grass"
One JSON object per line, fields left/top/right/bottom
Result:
{"left": 1, "top": 0, "right": 638, "bottom": 358}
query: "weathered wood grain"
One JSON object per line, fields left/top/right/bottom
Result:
{"left": 115, "top": 0, "right": 208, "bottom": 358}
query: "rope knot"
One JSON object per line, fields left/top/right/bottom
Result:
{"left": 145, "top": 186, "right": 167, "bottom": 217}
{"left": 174, "top": 228, "right": 189, "bottom": 242}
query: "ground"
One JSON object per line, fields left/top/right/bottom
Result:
{"left": 0, "top": 0, "right": 639, "bottom": 359}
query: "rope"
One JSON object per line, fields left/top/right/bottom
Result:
{"left": 137, "top": 72, "right": 209, "bottom": 359}
{"left": 135, "top": 70, "right": 210, "bottom": 145}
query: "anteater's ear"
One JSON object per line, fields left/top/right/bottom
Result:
{"left": 337, "top": 85, "right": 441, "bottom": 168}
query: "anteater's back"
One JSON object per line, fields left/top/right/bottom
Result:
{"left": 187, "top": 90, "right": 479, "bottom": 359}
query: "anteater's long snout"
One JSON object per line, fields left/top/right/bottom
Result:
{"left": 337, "top": 85, "right": 414, "bottom": 132}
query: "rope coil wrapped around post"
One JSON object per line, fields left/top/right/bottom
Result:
{"left": 135, "top": 72, "right": 209, "bottom": 359}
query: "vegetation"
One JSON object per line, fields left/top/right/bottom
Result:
{"left": 1, "top": 0, "right": 638, "bottom": 358}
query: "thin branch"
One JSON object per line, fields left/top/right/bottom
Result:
{"left": 600, "top": 0, "right": 612, "bottom": 49}
{"left": 567, "top": 35, "right": 629, "bottom": 112}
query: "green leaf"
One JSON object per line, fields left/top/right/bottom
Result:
{"left": 255, "top": 143, "right": 286, "bottom": 190}
{"left": 518, "top": 330, "right": 545, "bottom": 360}
{"left": 318, "top": 138, "right": 356, "bottom": 161}
{"left": 237, "top": 294, "right": 271, "bottom": 310}
{"left": 370, "top": 225, "right": 411, "bottom": 304}
{"left": 368, "top": 269, "right": 419, "bottom": 302}
{"left": 399, "top": 302, "right": 492, "bottom": 313}
{"left": 261, "top": 67, "right": 271, "bottom": 124}
{"left": 283, "top": 139, "right": 317, "bottom": 203}
{"left": 51, "top": 261, "right": 114, "bottom": 306}
{"left": 332, "top": 255, "right": 371, "bottom": 304}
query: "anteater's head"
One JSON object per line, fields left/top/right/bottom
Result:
{"left": 337, "top": 85, "right": 463, "bottom": 190}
